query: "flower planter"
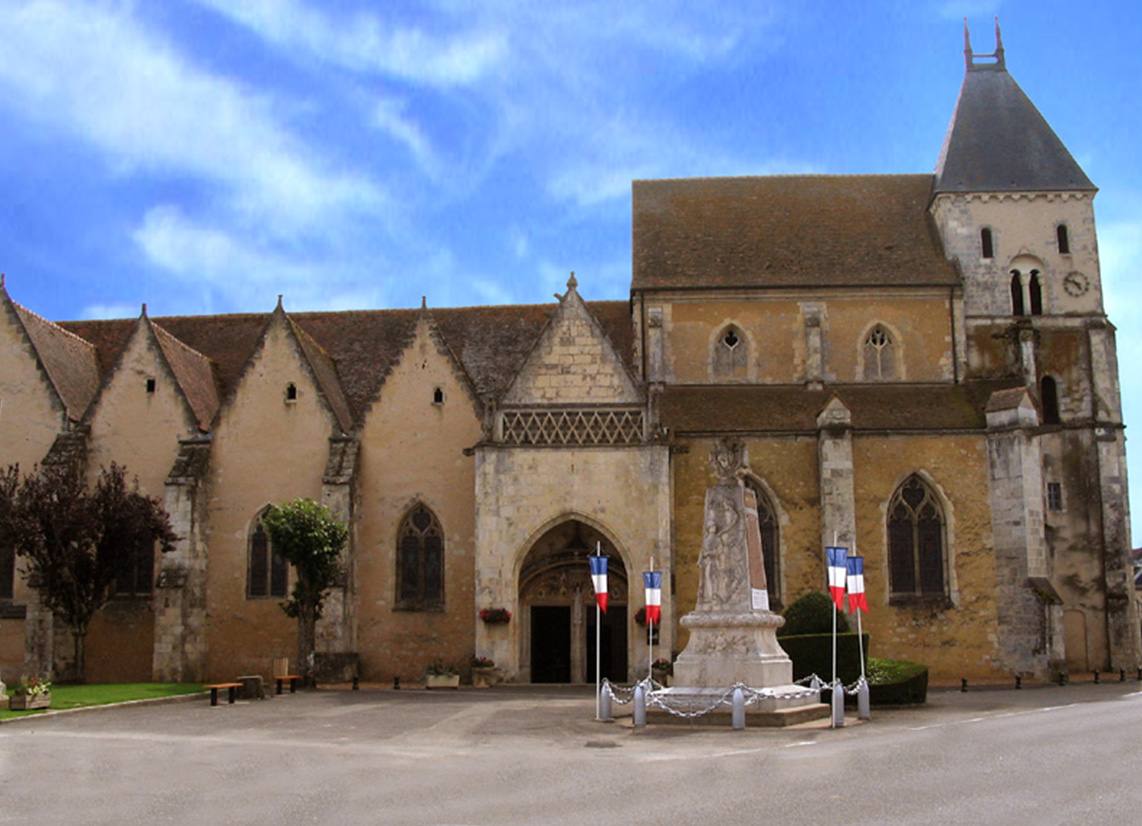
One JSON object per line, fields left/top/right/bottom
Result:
{"left": 9, "top": 692, "right": 51, "bottom": 711}
{"left": 472, "top": 667, "right": 496, "bottom": 688}
{"left": 425, "top": 674, "right": 460, "bottom": 689}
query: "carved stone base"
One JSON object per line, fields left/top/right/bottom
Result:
{"left": 673, "top": 610, "right": 792, "bottom": 688}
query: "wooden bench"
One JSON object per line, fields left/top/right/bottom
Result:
{"left": 275, "top": 675, "right": 302, "bottom": 695}
{"left": 205, "top": 682, "right": 242, "bottom": 706}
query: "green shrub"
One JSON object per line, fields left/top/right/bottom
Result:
{"left": 779, "top": 591, "right": 850, "bottom": 636}
{"left": 867, "top": 657, "right": 928, "bottom": 705}
{"left": 780, "top": 633, "right": 868, "bottom": 684}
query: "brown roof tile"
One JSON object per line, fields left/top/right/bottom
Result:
{"left": 632, "top": 175, "right": 959, "bottom": 291}
{"left": 11, "top": 300, "right": 100, "bottom": 421}
{"left": 149, "top": 319, "right": 221, "bottom": 432}
{"left": 660, "top": 381, "right": 1020, "bottom": 434}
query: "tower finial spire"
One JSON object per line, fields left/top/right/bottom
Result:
{"left": 963, "top": 18, "right": 973, "bottom": 69}
{"left": 993, "top": 16, "right": 1005, "bottom": 69}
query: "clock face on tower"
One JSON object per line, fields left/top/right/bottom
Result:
{"left": 1063, "top": 271, "right": 1090, "bottom": 296}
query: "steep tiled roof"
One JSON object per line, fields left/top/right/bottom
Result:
{"left": 660, "top": 381, "right": 1021, "bottom": 434}
{"left": 10, "top": 300, "right": 100, "bottom": 421}
{"left": 150, "top": 319, "right": 221, "bottom": 432}
{"left": 287, "top": 316, "right": 354, "bottom": 434}
{"left": 934, "top": 64, "right": 1095, "bottom": 194}
{"left": 56, "top": 299, "right": 635, "bottom": 430}
{"left": 632, "top": 175, "right": 958, "bottom": 291}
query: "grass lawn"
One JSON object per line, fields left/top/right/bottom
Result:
{"left": 1, "top": 683, "right": 204, "bottom": 720}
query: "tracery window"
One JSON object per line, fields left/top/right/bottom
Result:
{"left": 396, "top": 503, "right": 444, "bottom": 610}
{"left": 248, "top": 513, "right": 288, "bottom": 599}
{"left": 862, "top": 325, "right": 898, "bottom": 380}
{"left": 712, "top": 325, "right": 748, "bottom": 380}
{"left": 887, "top": 475, "right": 947, "bottom": 600}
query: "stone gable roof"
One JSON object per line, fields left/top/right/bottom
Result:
{"left": 660, "top": 380, "right": 1021, "bottom": 434}
{"left": 934, "top": 64, "right": 1095, "bottom": 194}
{"left": 286, "top": 315, "right": 355, "bottom": 435}
{"left": 57, "top": 299, "right": 635, "bottom": 429}
{"left": 7, "top": 295, "right": 100, "bottom": 422}
{"left": 632, "top": 175, "right": 959, "bottom": 291}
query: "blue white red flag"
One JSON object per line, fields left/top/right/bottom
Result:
{"left": 589, "top": 555, "right": 609, "bottom": 613}
{"left": 643, "top": 571, "right": 662, "bottom": 624}
{"left": 846, "top": 555, "right": 868, "bottom": 614}
{"left": 826, "top": 546, "right": 848, "bottom": 610}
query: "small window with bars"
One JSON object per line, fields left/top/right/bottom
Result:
{"left": 1047, "top": 482, "right": 1063, "bottom": 512}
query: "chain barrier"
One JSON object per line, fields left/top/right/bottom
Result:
{"left": 601, "top": 674, "right": 868, "bottom": 719}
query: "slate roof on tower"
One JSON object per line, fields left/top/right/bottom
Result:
{"left": 933, "top": 26, "right": 1095, "bottom": 194}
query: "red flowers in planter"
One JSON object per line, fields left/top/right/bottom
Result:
{"left": 479, "top": 607, "right": 512, "bottom": 624}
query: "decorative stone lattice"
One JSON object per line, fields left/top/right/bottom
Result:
{"left": 501, "top": 408, "right": 643, "bottom": 446}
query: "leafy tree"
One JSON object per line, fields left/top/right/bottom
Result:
{"left": 779, "top": 591, "right": 850, "bottom": 637}
{"left": 0, "top": 463, "right": 176, "bottom": 682}
{"left": 262, "top": 498, "right": 348, "bottom": 687}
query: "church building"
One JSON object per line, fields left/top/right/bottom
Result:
{"left": 1, "top": 27, "right": 1137, "bottom": 686}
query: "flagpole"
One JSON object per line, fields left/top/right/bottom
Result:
{"left": 595, "top": 544, "right": 602, "bottom": 720}
{"left": 647, "top": 555, "right": 654, "bottom": 682}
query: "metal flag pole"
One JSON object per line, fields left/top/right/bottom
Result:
{"left": 595, "top": 542, "right": 602, "bottom": 721}
{"left": 647, "top": 555, "right": 654, "bottom": 681}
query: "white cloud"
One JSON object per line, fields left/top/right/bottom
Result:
{"left": 0, "top": 1, "right": 386, "bottom": 235}
{"left": 191, "top": 0, "right": 508, "bottom": 87}
{"left": 80, "top": 303, "right": 144, "bottom": 321}
{"left": 373, "top": 98, "right": 441, "bottom": 179}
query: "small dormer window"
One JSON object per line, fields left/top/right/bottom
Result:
{"left": 981, "top": 228, "right": 994, "bottom": 259}
{"left": 145, "top": 377, "right": 156, "bottom": 394}
{"left": 432, "top": 387, "right": 444, "bottom": 405}
{"left": 285, "top": 383, "right": 298, "bottom": 403}
{"left": 1057, "top": 224, "right": 1070, "bottom": 255}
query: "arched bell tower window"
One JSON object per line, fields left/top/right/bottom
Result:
{"left": 712, "top": 324, "right": 748, "bottom": 381}
{"left": 1028, "top": 271, "right": 1043, "bottom": 316}
{"left": 396, "top": 503, "right": 444, "bottom": 611}
{"left": 1041, "top": 376, "right": 1060, "bottom": 425}
{"left": 1010, "top": 271, "right": 1025, "bottom": 316}
{"left": 887, "top": 475, "right": 947, "bottom": 601}
{"left": 862, "top": 325, "right": 898, "bottom": 380}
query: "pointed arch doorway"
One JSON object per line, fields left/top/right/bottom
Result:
{"left": 518, "top": 519, "right": 628, "bottom": 683}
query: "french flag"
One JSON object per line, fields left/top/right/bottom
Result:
{"left": 589, "top": 555, "right": 609, "bottom": 613}
{"left": 846, "top": 555, "right": 869, "bottom": 614}
{"left": 643, "top": 571, "right": 662, "bottom": 624}
{"left": 826, "top": 546, "right": 848, "bottom": 610}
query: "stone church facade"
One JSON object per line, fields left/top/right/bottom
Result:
{"left": 1, "top": 30, "right": 1138, "bottom": 685}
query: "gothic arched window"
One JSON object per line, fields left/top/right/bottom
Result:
{"left": 1057, "top": 224, "right": 1070, "bottom": 255}
{"left": 862, "top": 325, "right": 898, "bottom": 380}
{"left": 396, "top": 503, "right": 444, "bottom": 610}
{"left": 248, "top": 512, "right": 288, "bottom": 599}
{"left": 981, "top": 227, "right": 994, "bottom": 259}
{"left": 712, "top": 325, "right": 748, "bottom": 381}
{"left": 887, "top": 475, "right": 947, "bottom": 600}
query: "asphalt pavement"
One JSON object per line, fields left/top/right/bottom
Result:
{"left": 2, "top": 680, "right": 1140, "bottom": 825}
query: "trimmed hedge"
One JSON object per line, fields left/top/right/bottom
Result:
{"left": 779, "top": 592, "right": 850, "bottom": 636}
{"left": 868, "top": 659, "right": 928, "bottom": 705}
{"left": 780, "top": 632, "right": 869, "bottom": 684}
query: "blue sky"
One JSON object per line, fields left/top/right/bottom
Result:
{"left": 2, "top": 1, "right": 1141, "bottom": 534}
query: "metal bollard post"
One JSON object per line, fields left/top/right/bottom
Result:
{"left": 633, "top": 684, "right": 646, "bottom": 728}
{"left": 1058, "top": 671, "right": 1067, "bottom": 686}
{"left": 961, "top": 678, "right": 968, "bottom": 693}
{"left": 352, "top": 675, "right": 360, "bottom": 691}
{"left": 1121, "top": 668, "right": 1127, "bottom": 682}
{"left": 830, "top": 681, "right": 845, "bottom": 728}
{"left": 857, "top": 679, "right": 871, "bottom": 720}
{"left": 732, "top": 687, "right": 746, "bottom": 730}
{"left": 599, "top": 684, "right": 613, "bottom": 722}
{"left": 1094, "top": 670, "right": 1100, "bottom": 684}
{"left": 393, "top": 676, "right": 400, "bottom": 690}
{"left": 1015, "top": 675, "right": 1022, "bottom": 690}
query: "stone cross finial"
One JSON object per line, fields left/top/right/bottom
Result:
{"left": 567, "top": 271, "right": 578, "bottom": 291}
